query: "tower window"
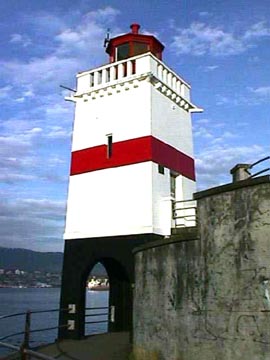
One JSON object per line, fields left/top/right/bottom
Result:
{"left": 170, "top": 172, "right": 177, "bottom": 198}
{"left": 107, "top": 134, "right": 113, "bottom": 158}
{"left": 158, "top": 164, "right": 165, "bottom": 174}
{"left": 133, "top": 42, "right": 149, "bottom": 56}
{"left": 116, "top": 43, "right": 130, "bottom": 61}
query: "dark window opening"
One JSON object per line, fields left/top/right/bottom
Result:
{"left": 116, "top": 43, "right": 130, "bottom": 61}
{"left": 133, "top": 42, "right": 149, "bottom": 56}
{"left": 170, "top": 172, "right": 177, "bottom": 198}
{"left": 107, "top": 134, "right": 113, "bottom": 158}
{"left": 158, "top": 164, "right": 165, "bottom": 174}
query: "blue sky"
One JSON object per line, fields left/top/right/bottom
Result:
{"left": 0, "top": 0, "right": 269, "bottom": 252}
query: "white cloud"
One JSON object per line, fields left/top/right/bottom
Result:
{"left": 196, "top": 118, "right": 210, "bottom": 125}
{"left": 216, "top": 95, "right": 230, "bottom": 105}
{"left": 215, "top": 85, "right": 270, "bottom": 107}
{"left": 171, "top": 21, "right": 270, "bottom": 57}
{"left": 0, "top": 85, "right": 13, "bottom": 100}
{"left": 198, "top": 12, "right": 211, "bottom": 17}
{"left": 46, "top": 126, "right": 71, "bottom": 139}
{"left": 0, "top": 197, "right": 65, "bottom": 251}
{"left": 194, "top": 126, "right": 213, "bottom": 139}
{"left": 249, "top": 86, "right": 270, "bottom": 98}
{"left": 204, "top": 65, "right": 219, "bottom": 72}
{"left": 0, "top": 6, "right": 122, "bottom": 251}
{"left": 171, "top": 22, "right": 246, "bottom": 56}
{"left": 244, "top": 21, "right": 270, "bottom": 39}
{"left": 195, "top": 143, "right": 266, "bottom": 189}
{"left": 10, "top": 33, "right": 32, "bottom": 47}
{"left": 1, "top": 7, "right": 121, "bottom": 97}
{"left": 0, "top": 173, "right": 36, "bottom": 183}
{"left": 55, "top": 7, "right": 120, "bottom": 57}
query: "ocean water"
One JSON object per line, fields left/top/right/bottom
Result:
{"left": 0, "top": 288, "right": 108, "bottom": 357}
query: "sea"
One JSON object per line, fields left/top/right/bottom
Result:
{"left": 0, "top": 287, "right": 108, "bottom": 357}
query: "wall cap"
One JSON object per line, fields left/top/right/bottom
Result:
{"left": 194, "top": 175, "right": 270, "bottom": 200}
{"left": 133, "top": 227, "right": 198, "bottom": 254}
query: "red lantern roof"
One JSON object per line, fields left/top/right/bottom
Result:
{"left": 106, "top": 23, "right": 165, "bottom": 63}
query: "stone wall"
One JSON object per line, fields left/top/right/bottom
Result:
{"left": 133, "top": 176, "right": 270, "bottom": 360}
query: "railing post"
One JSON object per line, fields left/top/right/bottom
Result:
{"left": 21, "top": 310, "right": 31, "bottom": 360}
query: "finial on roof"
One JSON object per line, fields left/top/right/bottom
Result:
{"left": 130, "top": 23, "right": 140, "bottom": 34}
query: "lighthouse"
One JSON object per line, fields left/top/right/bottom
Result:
{"left": 59, "top": 24, "right": 201, "bottom": 339}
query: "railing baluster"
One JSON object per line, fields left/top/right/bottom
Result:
{"left": 102, "top": 68, "right": 108, "bottom": 84}
{"left": 21, "top": 310, "right": 31, "bottom": 360}
{"left": 118, "top": 63, "right": 124, "bottom": 79}
{"left": 127, "top": 60, "right": 133, "bottom": 76}
{"left": 158, "top": 64, "right": 163, "bottom": 80}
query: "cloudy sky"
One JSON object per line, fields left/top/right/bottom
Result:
{"left": 0, "top": 0, "right": 269, "bottom": 252}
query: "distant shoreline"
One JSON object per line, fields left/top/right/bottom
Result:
{"left": 0, "top": 285, "right": 60, "bottom": 289}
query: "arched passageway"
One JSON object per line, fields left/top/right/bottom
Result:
{"left": 84, "top": 258, "right": 132, "bottom": 335}
{"left": 58, "top": 234, "right": 160, "bottom": 340}
{"left": 85, "top": 262, "right": 109, "bottom": 336}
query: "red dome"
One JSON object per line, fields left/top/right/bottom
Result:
{"left": 106, "top": 23, "right": 164, "bottom": 63}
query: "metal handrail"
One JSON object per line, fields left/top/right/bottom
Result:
{"left": 0, "top": 331, "right": 26, "bottom": 342}
{"left": 85, "top": 312, "right": 108, "bottom": 317}
{"left": 0, "top": 308, "right": 68, "bottom": 359}
{"left": 85, "top": 320, "right": 108, "bottom": 325}
{"left": 0, "top": 305, "right": 110, "bottom": 358}
{"left": 174, "top": 206, "right": 196, "bottom": 211}
{"left": 85, "top": 306, "right": 109, "bottom": 326}
{"left": 174, "top": 198, "right": 196, "bottom": 203}
{"left": 173, "top": 199, "right": 197, "bottom": 227}
{"left": 0, "top": 341, "right": 55, "bottom": 360}
{"left": 85, "top": 306, "right": 108, "bottom": 310}
{"left": 0, "top": 312, "right": 28, "bottom": 320}
{"left": 0, "top": 308, "right": 68, "bottom": 342}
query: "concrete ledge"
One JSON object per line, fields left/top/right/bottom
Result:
{"left": 133, "top": 227, "right": 198, "bottom": 254}
{"left": 194, "top": 175, "right": 270, "bottom": 200}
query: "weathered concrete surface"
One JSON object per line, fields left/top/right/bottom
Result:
{"left": 133, "top": 229, "right": 200, "bottom": 360}
{"left": 4, "top": 332, "right": 131, "bottom": 360}
{"left": 133, "top": 177, "right": 270, "bottom": 360}
{"left": 195, "top": 179, "right": 270, "bottom": 360}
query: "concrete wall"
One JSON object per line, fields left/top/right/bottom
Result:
{"left": 133, "top": 176, "right": 270, "bottom": 360}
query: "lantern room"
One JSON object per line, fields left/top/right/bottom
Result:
{"left": 106, "top": 23, "right": 164, "bottom": 62}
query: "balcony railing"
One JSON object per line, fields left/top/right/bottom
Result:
{"left": 75, "top": 52, "right": 191, "bottom": 100}
{"left": 173, "top": 199, "right": 197, "bottom": 227}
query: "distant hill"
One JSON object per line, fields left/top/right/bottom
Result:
{"left": 0, "top": 247, "right": 107, "bottom": 276}
{"left": 0, "top": 247, "right": 63, "bottom": 272}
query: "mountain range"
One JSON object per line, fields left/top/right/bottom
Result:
{"left": 0, "top": 247, "right": 106, "bottom": 275}
{"left": 0, "top": 247, "right": 63, "bottom": 272}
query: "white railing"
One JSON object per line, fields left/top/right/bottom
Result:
{"left": 173, "top": 199, "right": 197, "bottom": 227}
{"left": 76, "top": 53, "right": 191, "bottom": 100}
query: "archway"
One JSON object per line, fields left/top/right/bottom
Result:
{"left": 58, "top": 234, "right": 157, "bottom": 340}
{"left": 84, "top": 257, "right": 132, "bottom": 336}
{"left": 85, "top": 262, "right": 109, "bottom": 336}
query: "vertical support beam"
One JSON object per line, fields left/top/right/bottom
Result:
{"left": 21, "top": 311, "right": 31, "bottom": 360}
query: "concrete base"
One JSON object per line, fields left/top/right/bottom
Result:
{"left": 58, "top": 234, "right": 162, "bottom": 339}
{"left": 40, "top": 332, "right": 131, "bottom": 360}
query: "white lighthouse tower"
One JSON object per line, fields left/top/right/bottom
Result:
{"left": 64, "top": 23, "right": 200, "bottom": 241}
{"left": 59, "top": 24, "right": 201, "bottom": 339}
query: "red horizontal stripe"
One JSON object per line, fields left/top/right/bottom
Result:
{"left": 151, "top": 137, "right": 195, "bottom": 180}
{"left": 70, "top": 136, "right": 195, "bottom": 180}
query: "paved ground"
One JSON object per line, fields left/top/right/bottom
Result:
{"left": 4, "top": 332, "right": 132, "bottom": 360}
